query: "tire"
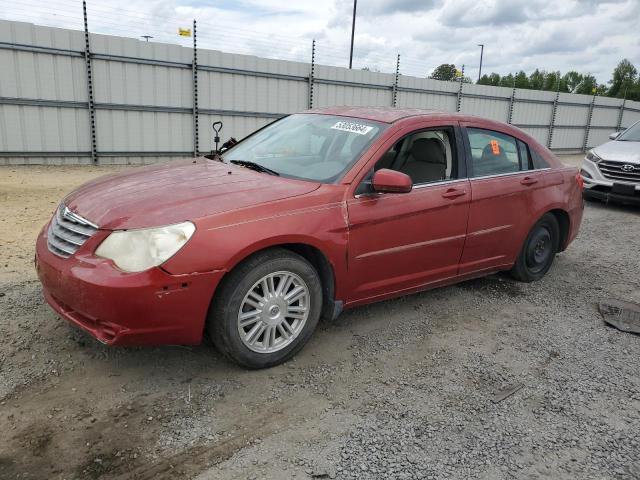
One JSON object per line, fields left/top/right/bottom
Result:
{"left": 207, "top": 248, "right": 323, "bottom": 369}
{"left": 510, "top": 213, "right": 560, "bottom": 283}
{"left": 583, "top": 191, "right": 598, "bottom": 203}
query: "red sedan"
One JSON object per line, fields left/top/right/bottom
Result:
{"left": 35, "top": 107, "right": 584, "bottom": 368}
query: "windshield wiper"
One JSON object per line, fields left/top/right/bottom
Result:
{"left": 230, "top": 160, "right": 280, "bottom": 176}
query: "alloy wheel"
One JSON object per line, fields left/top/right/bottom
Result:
{"left": 237, "top": 271, "right": 310, "bottom": 353}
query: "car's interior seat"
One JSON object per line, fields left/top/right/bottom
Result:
{"left": 375, "top": 151, "right": 397, "bottom": 171}
{"left": 476, "top": 142, "right": 518, "bottom": 176}
{"left": 399, "top": 138, "right": 447, "bottom": 184}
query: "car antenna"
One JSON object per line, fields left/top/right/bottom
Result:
{"left": 212, "top": 121, "right": 223, "bottom": 155}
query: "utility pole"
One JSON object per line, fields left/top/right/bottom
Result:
{"left": 141, "top": 35, "right": 153, "bottom": 42}
{"left": 349, "top": 0, "right": 357, "bottom": 69}
{"left": 477, "top": 44, "right": 484, "bottom": 82}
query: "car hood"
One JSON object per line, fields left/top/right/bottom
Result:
{"left": 63, "top": 158, "right": 321, "bottom": 230}
{"left": 593, "top": 140, "right": 640, "bottom": 164}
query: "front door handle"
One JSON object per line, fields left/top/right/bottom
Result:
{"left": 520, "top": 176, "right": 538, "bottom": 186}
{"left": 441, "top": 188, "right": 466, "bottom": 199}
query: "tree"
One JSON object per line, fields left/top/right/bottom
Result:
{"left": 528, "top": 69, "right": 545, "bottom": 90}
{"left": 487, "top": 72, "right": 501, "bottom": 86}
{"left": 477, "top": 74, "right": 492, "bottom": 85}
{"left": 429, "top": 64, "right": 458, "bottom": 81}
{"left": 543, "top": 71, "right": 563, "bottom": 91}
{"left": 499, "top": 73, "right": 515, "bottom": 88}
{"left": 575, "top": 74, "right": 598, "bottom": 95}
{"left": 471, "top": 59, "right": 640, "bottom": 100}
{"left": 608, "top": 59, "right": 638, "bottom": 98}
{"left": 562, "top": 71, "right": 584, "bottom": 93}
{"left": 477, "top": 73, "right": 501, "bottom": 86}
{"left": 630, "top": 81, "right": 640, "bottom": 101}
{"left": 514, "top": 71, "right": 529, "bottom": 89}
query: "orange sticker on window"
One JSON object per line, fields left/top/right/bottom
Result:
{"left": 490, "top": 140, "right": 500, "bottom": 155}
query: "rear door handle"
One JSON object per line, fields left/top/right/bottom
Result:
{"left": 520, "top": 176, "right": 538, "bottom": 186}
{"left": 441, "top": 188, "right": 466, "bottom": 199}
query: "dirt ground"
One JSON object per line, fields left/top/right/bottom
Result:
{"left": 1, "top": 156, "right": 639, "bottom": 480}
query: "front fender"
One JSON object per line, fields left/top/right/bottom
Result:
{"left": 161, "top": 198, "right": 350, "bottom": 298}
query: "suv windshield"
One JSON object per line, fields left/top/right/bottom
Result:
{"left": 618, "top": 121, "right": 640, "bottom": 142}
{"left": 222, "top": 114, "right": 386, "bottom": 183}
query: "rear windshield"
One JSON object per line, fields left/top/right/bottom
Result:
{"left": 223, "top": 114, "right": 387, "bottom": 183}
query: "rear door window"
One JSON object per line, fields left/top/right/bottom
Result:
{"left": 466, "top": 128, "right": 520, "bottom": 177}
{"left": 517, "top": 140, "right": 532, "bottom": 170}
{"left": 530, "top": 148, "right": 550, "bottom": 169}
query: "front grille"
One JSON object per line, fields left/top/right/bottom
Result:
{"left": 598, "top": 160, "right": 640, "bottom": 184}
{"left": 47, "top": 204, "right": 98, "bottom": 258}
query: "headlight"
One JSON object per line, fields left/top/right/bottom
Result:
{"left": 95, "top": 221, "right": 195, "bottom": 272}
{"left": 586, "top": 150, "right": 602, "bottom": 163}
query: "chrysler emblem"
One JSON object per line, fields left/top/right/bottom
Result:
{"left": 621, "top": 164, "right": 636, "bottom": 172}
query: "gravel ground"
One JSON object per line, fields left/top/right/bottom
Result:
{"left": 1, "top": 156, "right": 640, "bottom": 480}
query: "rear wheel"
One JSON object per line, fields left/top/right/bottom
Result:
{"left": 208, "top": 249, "right": 322, "bottom": 368}
{"left": 510, "top": 213, "right": 560, "bottom": 282}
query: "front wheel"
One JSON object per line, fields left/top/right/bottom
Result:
{"left": 510, "top": 213, "right": 560, "bottom": 283}
{"left": 208, "top": 249, "right": 322, "bottom": 368}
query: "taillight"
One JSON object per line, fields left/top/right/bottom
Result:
{"left": 575, "top": 173, "right": 584, "bottom": 190}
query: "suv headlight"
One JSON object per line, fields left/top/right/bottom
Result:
{"left": 95, "top": 221, "right": 195, "bottom": 272}
{"left": 586, "top": 150, "right": 602, "bottom": 163}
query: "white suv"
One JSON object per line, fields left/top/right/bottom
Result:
{"left": 582, "top": 120, "right": 640, "bottom": 205}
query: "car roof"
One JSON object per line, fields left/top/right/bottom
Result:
{"left": 307, "top": 105, "right": 541, "bottom": 142}
{"left": 306, "top": 106, "right": 468, "bottom": 124}
{"left": 304, "top": 106, "right": 556, "bottom": 164}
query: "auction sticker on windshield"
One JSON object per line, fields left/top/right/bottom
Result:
{"left": 331, "top": 121, "right": 374, "bottom": 135}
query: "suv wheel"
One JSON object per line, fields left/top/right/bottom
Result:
{"left": 208, "top": 249, "right": 322, "bottom": 368}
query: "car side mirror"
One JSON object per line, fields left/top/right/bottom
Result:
{"left": 609, "top": 131, "right": 621, "bottom": 140}
{"left": 371, "top": 169, "right": 413, "bottom": 194}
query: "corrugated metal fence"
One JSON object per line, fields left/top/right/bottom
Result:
{"left": 1, "top": 19, "right": 639, "bottom": 165}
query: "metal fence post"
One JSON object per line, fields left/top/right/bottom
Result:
{"left": 547, "top": 82, "right": 560, "bottom": 148}
{"left": 616, "top": 91, "right": 627, "bottom": 132}
{"left": 582, "top": 92, "right": 596, "bottom": 152}
{"left": 308, "top": 39, "right": 315, "bottom": 109}
{"left": 507, "top": 85, "right": 516, "bottom": 124}
{"left": 547, "top": 87, "right": 560, "bottom": 149}
{"left": 456, "top": 64, "right": 464, "bottom": 112}
{"left": 192, "top": 19, "right": 199, "bottom": 157}
{"left": 82, "top": 0, "right": 97, "bottom": 164}
{"left": 392, "top": 54, "right": 400, "bottom": 107}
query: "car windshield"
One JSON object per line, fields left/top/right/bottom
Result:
{"left": 618, "top": 121, "right": 640, "bottom": 142}
{"left": 222, "top": 114, "right": 387, "bottom": 183}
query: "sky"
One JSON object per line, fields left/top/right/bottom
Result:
{"left": 3, "top": 0, "right": 639, "bottom": 83}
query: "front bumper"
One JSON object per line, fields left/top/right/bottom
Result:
{"left": 35, "top": 226, "right": 224, "bottom": 346}
{"left": 581, "top": 158, "right": 640, "bottom": 205}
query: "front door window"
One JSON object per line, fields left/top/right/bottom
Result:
{"left": 374, "top": 128, "right": 457, "bottom": 185}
